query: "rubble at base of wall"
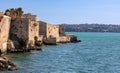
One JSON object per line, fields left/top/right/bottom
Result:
{"left": 7, "top": 39, "right": 42, "bottom": 53}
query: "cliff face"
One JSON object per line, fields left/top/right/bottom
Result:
{"left": 0, "top": 15, "right": 11, "bottom": 54}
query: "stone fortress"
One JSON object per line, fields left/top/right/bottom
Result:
{"left": 0, "top": 8, "right": 80, "bottom": 55}
{"left": 0, "top": 8, "right": 80, "bottom": 71}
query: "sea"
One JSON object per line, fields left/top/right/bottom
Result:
{"left": 1, "top": 32, "right": 120, "bottom": 73}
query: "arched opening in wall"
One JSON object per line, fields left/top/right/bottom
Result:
{"left": 33, "top": 23, "right": 37, "bottom": 26}
{"left": 34, "top": 36, "right": 38, "bottom": 41}
{"left": 49, "top": 35, "right": 52, "bottom": 38}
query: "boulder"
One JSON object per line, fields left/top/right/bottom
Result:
{"left": 70, "top": 35, "right": 81, "bottom": 43}
{"left": 0, "top": 57, "right": 17, "bottom": 71}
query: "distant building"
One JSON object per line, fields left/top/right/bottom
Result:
{"left": 10, "top": 18, "right": 39, "bottom": 49}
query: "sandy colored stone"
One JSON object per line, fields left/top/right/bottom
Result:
{"left": 0, "top": 15, "right": 11, "bottom": 54}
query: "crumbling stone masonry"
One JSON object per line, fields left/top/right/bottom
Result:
{"left": 22, "top": 13, "right": 37, "bottom": 21}
{"left": 59, "top": 25, "right": 65, "bottom": 36}
{"left": 39, "top": 21, "right": 59, "bottom": 39}
{"left": 10, "top": 18, "right": 39, "bottom": 49}
{"left": 39, "top": 21, "right": 60, "bottom": 44}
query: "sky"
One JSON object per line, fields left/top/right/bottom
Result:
{"left": 1, "top": 0, "right": 120, "bottom": 24}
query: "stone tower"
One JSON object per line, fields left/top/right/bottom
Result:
{"left": 0, "top": 12, "right": 11, "bottom": 54}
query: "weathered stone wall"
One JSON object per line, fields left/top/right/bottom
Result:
{"left": 0, "top": 12, "right": 3, "bottom": 17}
{"left": 29, "top": 21, "right": 39, "bottom": 45}
{"left": 57, "top": 36, "right": 70, "bottom": 43}
{"left": 39, "top": 21, "right": 47, "bottom": 37}
{"left": 10, "top": 18, "right": 29, "bottom": 41}
{"left": 46, "top": 23, "right": 59, "bottom": 39}
{"left": 59, "top": 25, "right": 65, "bottom": 36}
{"left": 39, "top": 21, "right": 59, "bottom": 39}
{"left": 39, "top": 21, "right": 60, "bottom": 44}
{"left": 57, "top": 34, "right": 78, "bottom": 43}
{"left": 22, "top": 13, "right": 37, "bottom": 21}
{"left": 10, "top": 18, "right": 39, "bottom": 49}
{"left": 0, "top": 15, "right": 11, "bottom": 53}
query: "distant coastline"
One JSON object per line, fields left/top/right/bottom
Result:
{"left": 63, "top": 24, "right": 120, "bottom": 32}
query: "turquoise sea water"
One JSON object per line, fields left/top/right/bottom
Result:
{"left": 1, "top": 32, "right": 120, "bottom": 73}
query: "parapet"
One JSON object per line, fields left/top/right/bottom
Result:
{"left": 22, "top": 13, "right": 37, "bottom": 21}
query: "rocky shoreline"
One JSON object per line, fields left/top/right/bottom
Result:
{"left": 0, "top": 46, "right": 43, "bottom": 71}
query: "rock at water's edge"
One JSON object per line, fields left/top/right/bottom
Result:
{"left": 0, "top": 57, "right": 17, "bottom": 71}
